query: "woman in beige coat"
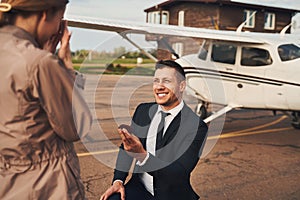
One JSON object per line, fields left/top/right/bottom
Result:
{"left": 0, "top": 0, "right": 92, "bottom": 199}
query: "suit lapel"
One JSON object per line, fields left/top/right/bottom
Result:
{"left": 138, "top": 104, "right": 158, "bottom": 148}
{"left": 159, "top": 104, "right": 189, "bottom": 148}
{"left": 160, "top": 110, "right": 182, "bottom": 148}
{"left": 139, "top": 103, "right": 188, "bottom": 150}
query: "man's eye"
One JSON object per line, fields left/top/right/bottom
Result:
{"left": 163, "top": 80, "right": 171, "bottom": 83}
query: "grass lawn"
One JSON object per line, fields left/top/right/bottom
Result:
{"left": 72, "top": 58, "right": 155, "bottom": 76}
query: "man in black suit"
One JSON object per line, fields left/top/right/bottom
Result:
{"left": 100, "top": 60, "right": 208, "bottom": 200}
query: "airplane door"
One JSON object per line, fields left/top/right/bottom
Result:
{"left": 276, "top": 44, "right": 300, "bottom": 111}
{"left": 210, "top": 43, "right": 238, "bottom": 105}
{"left": 263, "top": 47, "right": 288, "bottom": 110}
{"left": 235, "top": 46, "right": 271, "bottom": 109}
{"left": 264, "top": 66, "right": 288, "bottom": 110}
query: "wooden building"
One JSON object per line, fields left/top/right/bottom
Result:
{"left": 144, "top": 0, "right": 300, "bottom": 59}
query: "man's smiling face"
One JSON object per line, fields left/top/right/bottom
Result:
{"left": 153, "top": 67, "right": 186, "bottom": 111}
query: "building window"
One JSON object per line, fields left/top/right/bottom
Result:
{"left": 243, "top": 10, "right": 256, "bottom": 28}
{"left": 172, "top": 42, "right": 183, "bottom": 58}
{"left": 161, "top": 11, "right": 169, "bottom": 25}
{"left": 147, "top": 12, "right": 157, "bottom": 24}
{"left": 178, "top": 11, "right": 185, "bottom": 26}
{"left": 264, "top": 12, "right": 275, "bottom": 30}
{"left": 148, "top": 11, "right": 169, "bottom": 24}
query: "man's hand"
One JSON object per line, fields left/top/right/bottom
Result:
{"left": 100, "top": 181, "right": 125, "bottom": 200}
{"left": 118, "top": 126, "right": 147, "bottom": 162}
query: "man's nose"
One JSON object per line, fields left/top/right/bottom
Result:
{"left": 154, "top": 81, "right": 165, "bottom": 88}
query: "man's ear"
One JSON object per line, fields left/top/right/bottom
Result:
{"left": 180, "top": 80, "right": 186, "bottom": 92}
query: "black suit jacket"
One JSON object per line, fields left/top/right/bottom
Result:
{"left": 113, "top": 102, "right": 208, "bottom": 200}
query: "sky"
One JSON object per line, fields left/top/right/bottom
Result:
{"left": 65, "top": 0, "right": 300, "bottom": 51}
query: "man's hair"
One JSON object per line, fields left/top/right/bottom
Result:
{"left": 155, "top": 60, "right": 186, "bottom": 81}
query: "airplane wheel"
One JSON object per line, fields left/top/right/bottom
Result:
{"left": 195, "top": 104, "right": 207, "bottom": 119}
{"left": 291, "top": 112, "right": 300, "bottom": 129}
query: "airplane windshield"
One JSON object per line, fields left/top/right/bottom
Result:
{"left": 278, "top": 44, "right": 300, "bottom": 62}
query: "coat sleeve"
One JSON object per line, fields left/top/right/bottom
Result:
{"left": 112, "top": 103, "right": 151, "bottom": 183}
{"left": 33, "top": 54, "right": 92, "bottom": 142}
{"left": 139, "top": 120, "right": 208, "bottom": 184}
{"left": 112, "top": 142, "right": 134, "bottom": 183}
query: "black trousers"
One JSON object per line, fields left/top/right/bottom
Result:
{"left": 108, "top": 177, "right": 156, "bottom": 200}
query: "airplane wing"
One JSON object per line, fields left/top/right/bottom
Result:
{"left": 66, "top": 15, "right": 266, "bottom": 44}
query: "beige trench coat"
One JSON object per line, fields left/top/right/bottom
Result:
{"left": 0, "top": 26, "right": 92, "bottom": 200}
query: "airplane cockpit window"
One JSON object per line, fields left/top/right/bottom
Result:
{"left": 211, "top": 44, "right": 237, "bottom": 64}
{"left": 278, "top": 44, "right": 300, "bottom": 62}
{"left": 241, "top": 47, "right": 272, "bottom": 66}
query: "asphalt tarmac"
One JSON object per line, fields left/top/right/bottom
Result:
{"left": 75, "top": 74, "right": 300, "bottom": 200}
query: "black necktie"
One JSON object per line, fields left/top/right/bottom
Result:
{"left": 156, "top": 111, "right": 170, "bottom": 150}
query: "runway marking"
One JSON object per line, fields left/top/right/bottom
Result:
{"left": 77, "top": 149, "right": 118, "bottom": 157}
{"left": 77, "top": 116, "right": 291, "bottom": 157}
{"left": 223, "top": 115, "right": 288, "bottom": 135}
{"left": 208, "top": 127, "right": 292, "bottom": 140}
{"left": 208, "top": 115, "right": 290, "bottom": 140}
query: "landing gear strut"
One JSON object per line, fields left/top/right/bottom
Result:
{"left": 291, "top": 111, "right": 300, "bottom": 129}
{"left": 195, "top": 102, "right": 208, "bottom": 119}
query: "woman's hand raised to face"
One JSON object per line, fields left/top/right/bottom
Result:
{"left": 57, "top": 20, "right": 73, "bottom": 69}
{"left": 43, "top": 20, "right": 73, "bottom": 69}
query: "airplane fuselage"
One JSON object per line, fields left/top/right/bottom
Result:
{"left": 177, "top": 37, "right": 300, "bottom": 112}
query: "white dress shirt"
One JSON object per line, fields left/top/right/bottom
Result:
{"left": 137, "top": 101, "right": 184, "bottom": 195}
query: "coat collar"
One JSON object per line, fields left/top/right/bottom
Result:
{"left": 145, "top": 102, "right": 189, "bottom": 148}
{"left": 0, "top": 25, "right": 40, "bottom": 48}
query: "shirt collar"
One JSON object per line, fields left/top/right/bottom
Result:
{"left": 157, "top": 100, "right": 184, "bottom": 117}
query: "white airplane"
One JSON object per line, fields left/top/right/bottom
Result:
{"left": 66, "top": 15, "right": 300, "bottom": 129}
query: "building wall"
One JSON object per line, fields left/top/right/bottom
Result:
{"left": 150, "top": 1, "right": 294, "bottom": 59}
{"left": 156, "top": 2, "right": 220, "bottom": 59}
{"left": 274, "top": 12, "right": 293, "bottom": 32}
{"left": 167, "top": 2, "right": 219, "bottom": 29}
{"left": 219, "top": 5, "right": 244, "bottom": 30}
{"left": 219, "top": 5, "right": 292, "bottom": 33}
{"left": 149, "top": 2, "right": 293, "bottom": 32}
